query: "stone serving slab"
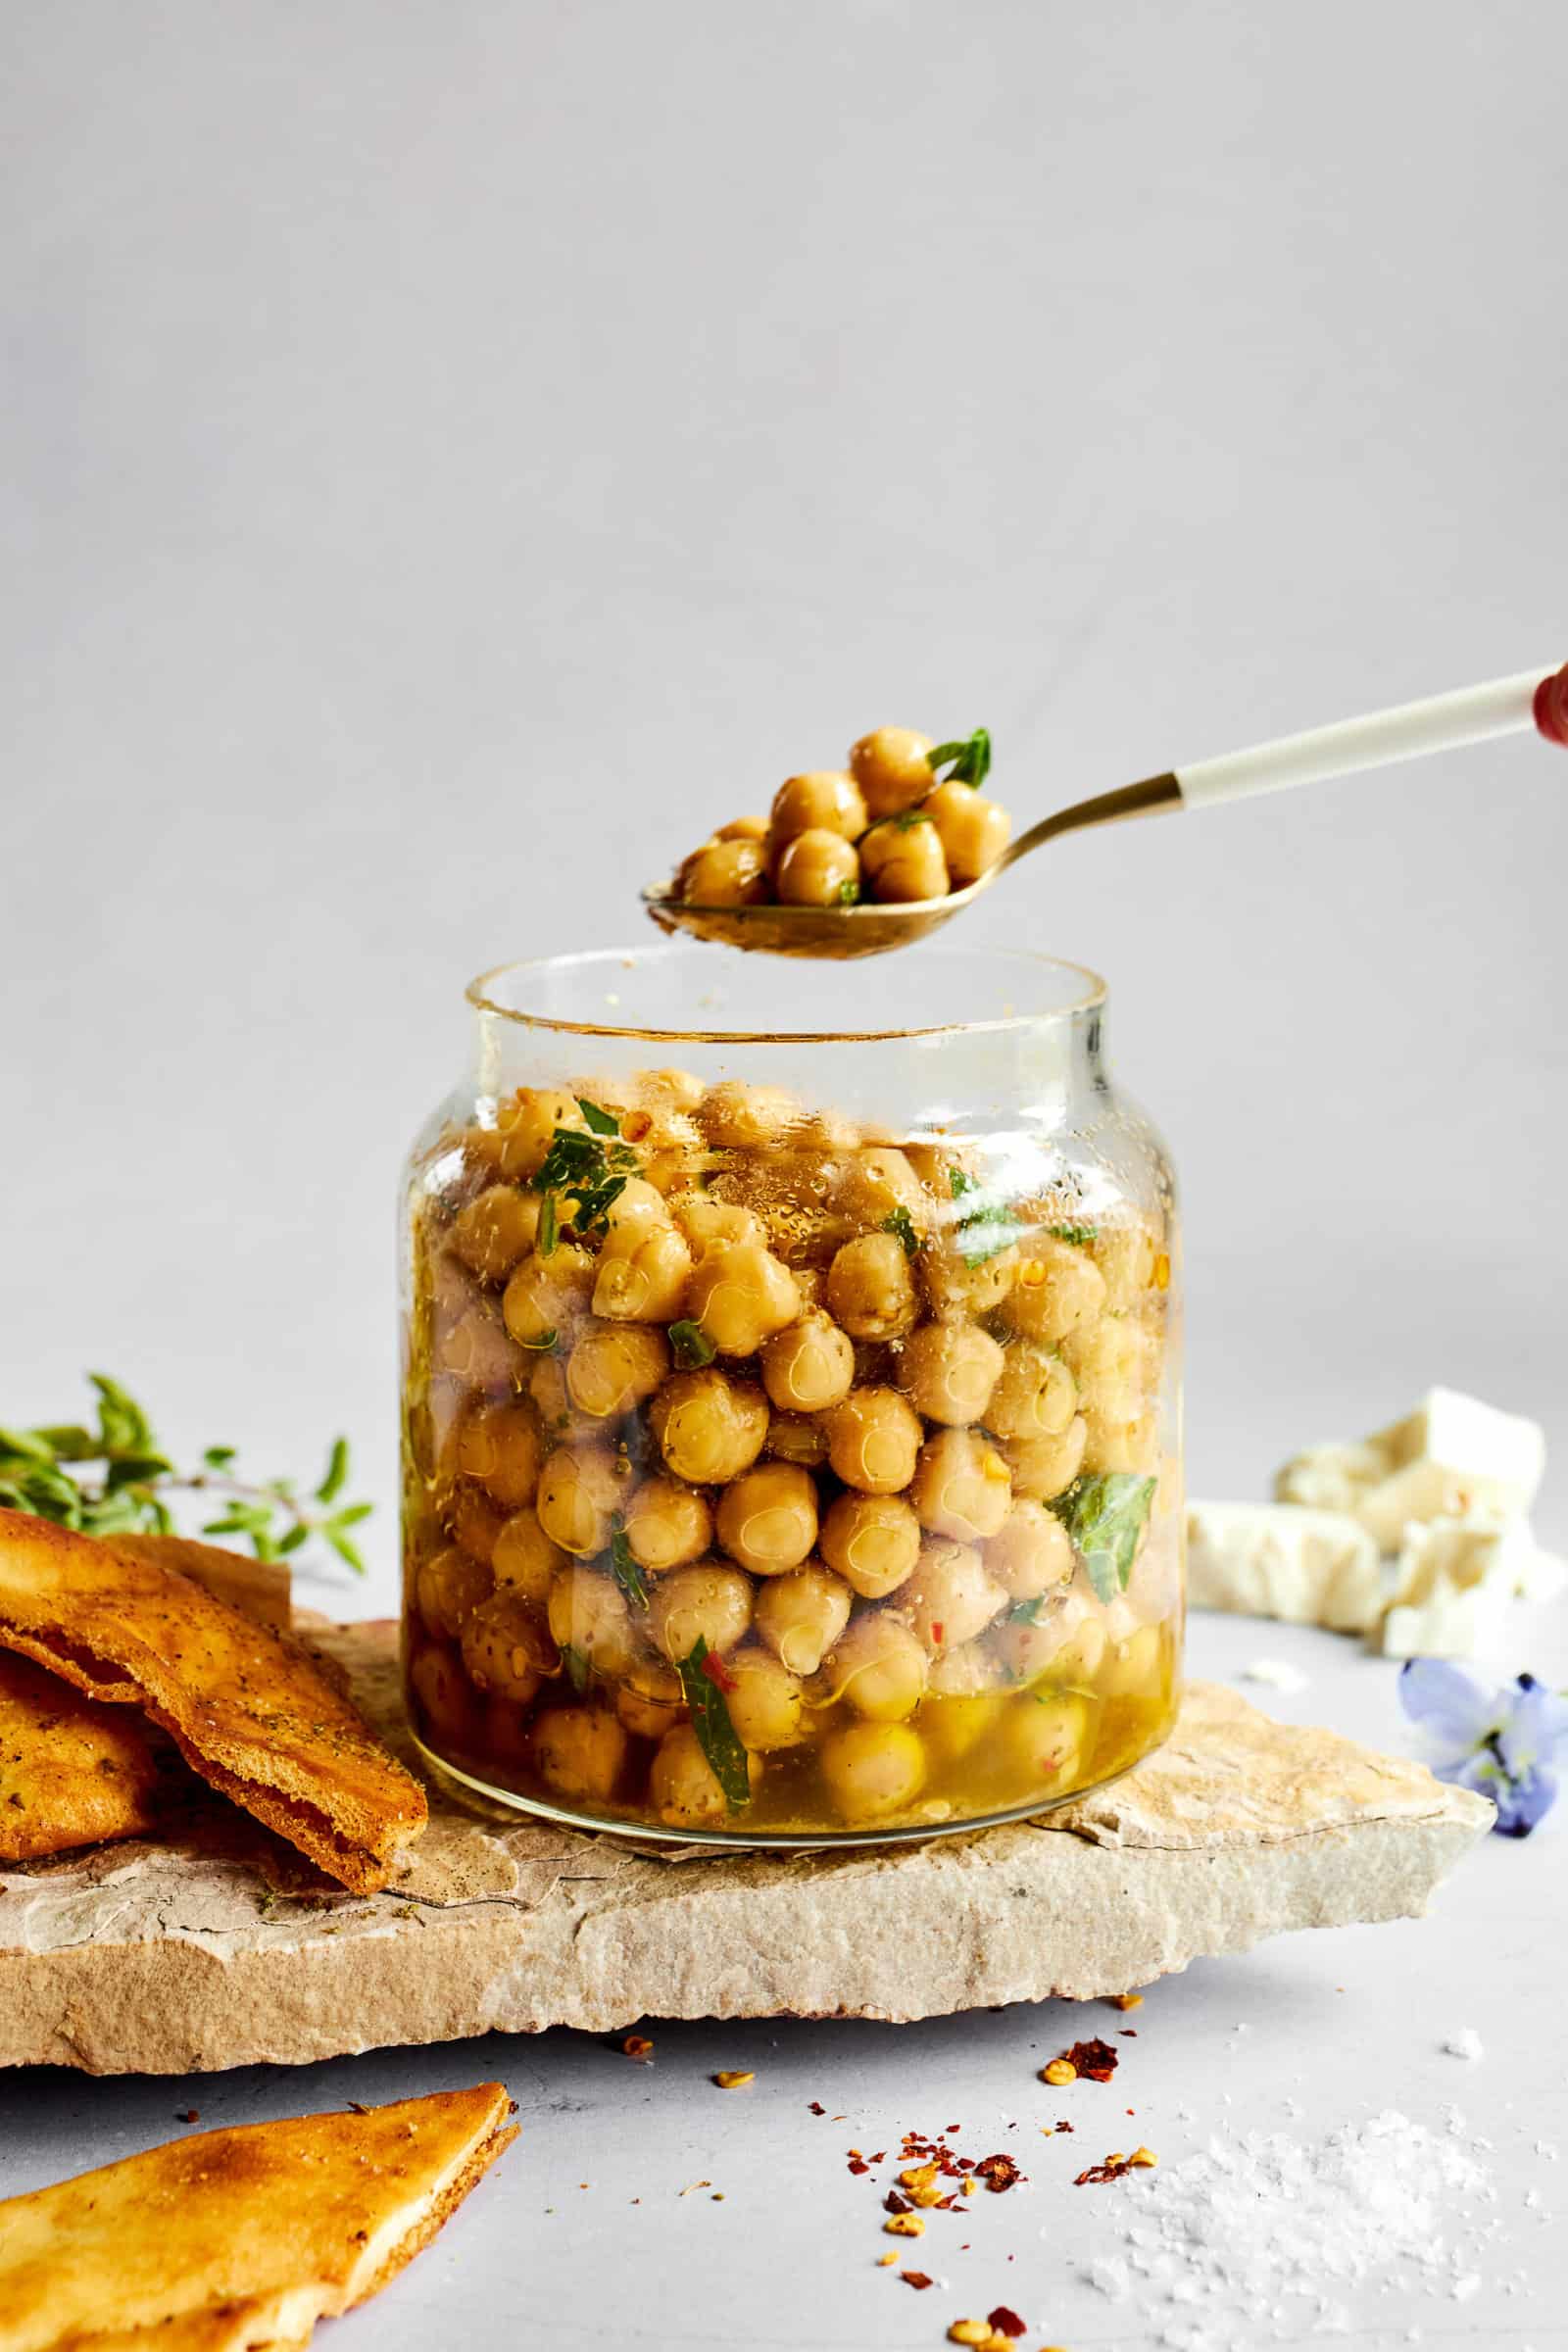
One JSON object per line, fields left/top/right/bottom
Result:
{"left": 0, "top": 1619, "right": 1491, "bottom": 2076}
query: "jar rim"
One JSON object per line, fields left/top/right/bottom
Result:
{"left": 466, "top": 944, "right": 1107, "bottom": 1045}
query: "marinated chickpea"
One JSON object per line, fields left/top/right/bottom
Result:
{"left": 910, "top": 1427, "right": 1013, "bottom": 1542}
{"left": 902, "top": 1537, "right": 1007, "bottom": 1653}
{"left": 761, "top": 1310, "right": 856, "bottom": 1413}
{"left": 531, "top": 1706, "right": 629, "bottom": 1803}
{"left": 683, "top": 1240, "right": 802, "bottom": 1357}
{"left": 986, "top": 1498, "right": 1075, "bottom": 1601}
{"left": 764, "top": 1410, "right": 830, "bottom": 1468}
{"left": 898, "top": 1319, "right": 1004, "bottom": 1426}
{"left": 775, "top": 828, "right": 862, "bottom": 906}
{"left": 820, "top": 1721, "right": 926, "bottom": 1822}
{"left": 753, "top": 1565, "right": 854, "bottom": 1676}
{"left": 676, "top": 838, "right": 769, "bottom": 906}
{"left": 921, "top": 779, "right": 1010, "bottom": 886}
{"left": 547, "top": 1567, "right": 642, "bottom": 1678}
{"left": 651, "top": 1722, "right": 756, "bottom": 1828}
{"left": 592, "top": 1222, "right": 693, "bottom": 1322}
{"left": 409, "top": 1643, "right": 475, "bottom": 1746}
{"left": 1001, "top": 1415, "right": 1087, "bottom": 1502}
{"left": 826, "top": 1232, "right": 918, "bottom": 1340}
{"left": 469, "top": 1088, "right": 583, "bottom": 1183}
{"left": 697, "top": 1082, "right": 800, "bottom": 1149}
{"left": 1058, "top": 1313, "right": 1150, "bottom": 1400}
{"left": 1006, "top": 1235, "right": 1106, "bottom": 1344}
{"left": 917, "top": 1688, "right": 1005, "bottom": 1764}
{"left": 924, "top": 1640, "right": 1006, "bottom": 1698}
{"left": 1081, "top": 1407, "right": 1161, "bottom": 1474}
{"left": 461, "top": 1591, "right": 557, "bottom": 1703}
{"left": 432, "top": 1300, "right": 525, "bottom": 1392}
{"left": 723, "top": 1647, "right": 806, "bottom": 1751}
{"left": 455, "top": 1398, "right": 542, "bottom": 1509}
{"left": 621, "top": 1475, "right": 712, "bottom": 1574}
{"left": 821, "top": 1612, "right": 928, "bottom": 1721}
{"left": 614, "top": 1654, "right": 686, "bottom": 1738}
{"left": 714, "top": 1460, "right": 819, "bottom": 1575}
{"left": 1001, "top": 1692, "right": 1089, "bottom": 1789}
{"left": 769, "top": 769, "right": 869, "bottom": 847}
{"left": 819, "top": 1491, "right": 921, "bottom": 1599}
{"left": 669, "top": 1194, "right": 762, "bottom": 1255}
{"left": 600, "top": 1177, "right": 673, "bottom": 1250}
{"left": 922, "top": 1240, "right": 1017, "bottom": 1319}
{"left": 1051, "top": 1612, "right": 1109, "bottom": 1685}
{"left": 835, "top": 1146, "right": 925, "bottom": 1232}
{"left": 416, "top": 1544, "right": 494, "bottom": 1642}
{"left": 649, "top": 1369, "right": 769, "bottom": 1484}
{"left": 646, "top": 1561, "right": 754, "bottom": 1663}
{"left": 824, "top": 1386, "right": 923, "bottom": 1494}
{"left": 566, "top": 1319, "right": 671, "bottom": 1418}
{"left": 849, "top": 725, "right": 936, "bottom": 818}
{"left": 858, "top": 815, "right": 950, "bottom": 904}
{"left": 490, "top": 1510, "right": 568, "bottom": 1606}
{"left": 450, "top": 1485, "right": 507, "bottom": 1568}
{"left": 713, "top": 814, "right": 768, "bottom": 844}
{"left": 1090, "top": 1221, "right": 1161, "bottom": 1310}
{"left": 986, "top": 1341, "right": 1078, "bottom": 1443}
{"left": 502, "top": 1244, "right": 596, "bottom": 1349}
{"left": 1101, "top": 1621, "right": 1164, "bottom": 1698}
{"left": 527, "top": 1351, "right": 602, "bottom": 1445}
{"left": 535, "top": 1443, "right": 627, "bottom": 1556}
{"left": 449, "top": 1184, "right": 540, "bottom": 1283}
{"left": 990, "top": 1597, "right": 1076, "bottom": 1686}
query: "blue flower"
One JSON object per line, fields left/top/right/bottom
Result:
{"left": 1399, "top": 1661, "right": 1568, "bottom": 1837}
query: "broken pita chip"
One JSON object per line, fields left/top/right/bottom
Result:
{"left": 0, "top": 1651, "right": 173, "bottom": 1863}
{"left": 0, "top": 2083, "right": 516, "bottom": 2352}
{"left": 110, "top": 1533, "right": 292, "bottom": 1631}
{"left": 0, "top": 1510, "right": 425, "bottom": 1892}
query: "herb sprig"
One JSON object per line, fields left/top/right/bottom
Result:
{"left": 881, "top": 1206, "right": 923, "bottom": 1258}
{"left": 669, "top": 1319, "right": 717, "bottom": 1370}
{"left": 676, "top": 1636, "right": 752, "bottom": 1810}
{"left": 1048, "top": 1473, "right": 1156, "bottom": 1604}
{"left": 927, "top": 727, "right": 992, "bottom": 788}
{"left": 0, "top": 1373, "right": 372, "bottom": 1574}
{"left": 531, "top": 1100, "right": 640, "bottom": 1256}
{"left": 948, "top": 1166, "right": 1025, "bottom": 1266}
{"left": 608, "top": 1521, "right": 650, "bottom": 1611}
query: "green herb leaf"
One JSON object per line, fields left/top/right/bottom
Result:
{"left": 532, "top": 1124, "right": 637, "bottom": 1243}
{"left": 926, "top": 727, "right": 992, "bottom": 788}
{"left": 669, "top": 1319, "right": 717, "bottom": 1369}
{"left": 1048, "top": 1222, "right": 1099, "bottom": 1247}
{"left": 880, "top": 1206, "right": 922, "bottom": 1257}
{"left": 946, "top": 1165, "right": 1023, "bottom": 1264}
{"left": 1048, "top": 1473, "right": 1157, "bottom": 1604}
{"left": 608, "top": 1522, "right": 650, "bottom": 1610}
{"left": 675, "top": 1637, "right": 752, "bottom": 1810}
{"left": 561, "top": 1642, "right": 590, "bottom": 1692}
{"left": 836, "top": 878, "right": 860, "bottom": 906}
{"left": 30, "top": 1424, "right": 97, "bottom": 1460}
{"left": 89, "top": 1374, "right": 159, "bottom": 1460}
{"left": 521, "top": 1326, "right": 560, "bottom": 1352}
{"left": 202, "top": 1445, "right": 237, "bottom": 1470}
{"left": 315, "top": 1436, "right": 350, "bottom": 1504}
{"left": 537, "top": 1191, "right": 560, "bottom": 1258}
{"left": 576, "top": 1098, "right": 621, "bottom": 1137}
{"left": 0, "top": 1427, "right": 60, "bottom": 1467}
{"left": 1007, "top": 1592, "right": 1056, "bottom": 1625}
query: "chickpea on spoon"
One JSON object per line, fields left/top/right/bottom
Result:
{"left": 645, "top": 664, "right": 1568, "bottom": 960}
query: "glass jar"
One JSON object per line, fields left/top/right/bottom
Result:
{"left": 400, "top": 944, "right": 1182, "bottom": 1846}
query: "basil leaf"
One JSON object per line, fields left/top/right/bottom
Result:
{"left": 926, "top": 727, "right": 992, "bottom": 788}
{"left": 880, "top": 1206, "right": 922, "bottom": 1257}
{"left": 537, "top": 1192, "right": 560, "bottom": 1257}
{"left": 520, "top": 1326, "right": 559, "bottom": 1352}
{"left": 669, "top": 1319, "right": 716, "bottom": 1369}
{"left": 1049, "top": 1222, "right": 1098, "bottom": 1247}
{"left": 561, "top": 1642, "right": 590, "bottom": 1692}
{"left": 676, "top": 1638, "right": 751, "bottom": 1810}
{"left": 609, "top": 1524, "right": 649, "bottom": 1610}
{"left": 576, "top": 1097, "right": 621, "bottom": 1137}
{"left": 1048, "top": 1473, "right": 1156, "bottom": 1604}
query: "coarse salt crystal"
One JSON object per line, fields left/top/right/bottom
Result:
{"left": 1240, "top": 1657, "right": 1311, "bottom": 1692}
{"left": 1442, "top": 2029, "right": 1484, "bottom": 2061}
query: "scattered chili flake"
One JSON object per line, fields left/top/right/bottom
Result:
{"left": 621, "top": 2034, "right": 654, "bottom": 2062}
{"left": 901, "top": 2269, "right": 934, "bottom": 2289}
{"left": 973, "top": 2153, "right": 1023, "bottom": 2193}
{"left": 876, "top": 2251, "right": 897, "bottom": 2268}
{"left": 847, "top": 2159, "right": 869, "bottom": 2176}
{"left": 931, "top": 1620, "right": 946, "bottom": 1644}
{"left": 1130, "top": 2145, "right": 1158, "bottom": 2167}
{"left": 1119, "top": 2029, "right": 1139, "bottom": 2038}
{"left": 712, "top": 2070, "right": 754, "bottom": 2089}
{"left": 678, "top": 2180, "right": 712, "bottom": 2196}
{"left": 961, "top": 2177, "right": 977, "bottom": 2195}
{"left": 988, "top": 2309, "right": 1026, "bottom": 2338}
{"left": 178, "top": 2109, "right": 200, "bottom": 2124}
{"left": 700, "top": 1648, "right": 738, "bottom": 1695}
{"left": 1073, "top": 2144, "right": 1155, "bottom": 2184}
{"left": 884, "top": 2190, "right": 910, "bottom": 2214}
{"left": 884, "top": 2212, "right": 925, "bottom": 2237}
{"left": 808, "top": 2101, "right": 825, "bottom": 2116}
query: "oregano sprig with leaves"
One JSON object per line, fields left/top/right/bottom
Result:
{"left": 531, "top": 1100, "right": 639, "bottom": 1257}
{"left": 0, "top": 1373, "right": 373, "bottom": 1575}
{"left": 927, "top": 727, "right": 992, "bottom": 787}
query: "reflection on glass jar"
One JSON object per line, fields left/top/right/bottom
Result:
{"left": 401, "top": 946, "right": 1183, "bottom": 1845}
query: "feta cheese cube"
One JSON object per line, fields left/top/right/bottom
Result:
{"left": 1275, "top": 1388, "right": 1545, "bottom": 1553}
{"left": 1186, "top": 1500, "right": 1384, "bottom": 1632}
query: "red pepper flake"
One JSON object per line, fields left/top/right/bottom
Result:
{"left": 884, "top": 2189, "right": 911, "bottom": 2214}
{"left": 946, "top": 2123, "right": 961, "bottom": 2132}
{"left": 621, "top": 2034, "right": 654, "bottom": 2062}
{"left": 1053, "top": 2036, "right": 1119, "bottom": 2082}
{"left": 931, "top": 1620, "right": 946, "bottom": 1645}
{"left": 848, "top": 2159, "right": 869, "bottom": 2176}
{"left": 900, "top": 2271, "right": 934, "bottom": 2290}
{"left": 178, "top": 2109, "right": 200, "bottom": 2124}
{"left": 808, "top": 2101, "right": 825, "bottom": 2116}
{"left": 1120, "top": 2029, "right": 1139, "bottom": 2037}
{"left": 869, "top": 2150, "right": 885, "bottom": 2164}
{"left": 988, "top": 2308, "right": 1026, "bottom": 2338}
{"left": 1055, "top": 2120, "right": 1073, "bottom": 2133}
{"left": 700, "top": 1648, "right": 738, "bottom": 1694}
{"left": 973, "top": 2153, "right": 1023, "bottom": 2193}
{"left": 1074, "top": 2149, "right": 1151, "bottom": 2185}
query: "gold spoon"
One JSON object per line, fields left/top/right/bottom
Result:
{"left": 644, "top": 662, "right": 1568, "bottom": 961}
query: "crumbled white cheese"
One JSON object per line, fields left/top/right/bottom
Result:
{"left": 1239, "top": 1658, "right": 1312, "bottom": 1693}
{"left": 1277, "top": 1388, "right": 1545, "bottom": 1553}
{"left": 1186, "top": 1501, "right": 1383, "bottom": 1632}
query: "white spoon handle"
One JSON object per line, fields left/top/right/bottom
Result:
{"left": 1176, "top": 665, "right": 1564, "bottom": 810}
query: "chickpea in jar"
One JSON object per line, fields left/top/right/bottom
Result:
{"left": 404, "top": 1070, "right": 1178, "bottom": 1838}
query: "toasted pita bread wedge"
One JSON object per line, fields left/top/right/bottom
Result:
{"left": 0, "top": 1651, "right": 172, "bottom": 1862}
{"left": 0, "top": 1511, "right": 424, "bottom": 1891}
{"left": 55, "top": 2292, "right": 318, "bottom": 2351}
{"left": 0, "top": 2083, "right": 516, "bottom": 2352}
{"left": 110, "top": 1533, "right": 292, "bottom": 1631}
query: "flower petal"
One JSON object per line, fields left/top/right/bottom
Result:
{"left": 1492, "top": 1763, "right": 1557, "bottom": 1838}
{"left": 1398, "top": 1659, "right": 1494, "bottom": 1750}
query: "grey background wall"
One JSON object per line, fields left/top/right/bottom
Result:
{"left": 4, "top": 0, "right": 1564, "bottom": 1612}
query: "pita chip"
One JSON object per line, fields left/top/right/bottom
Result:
{"left": 0, "top": 1652, "right": 172, "bottom": 1862}
{"left": 0, "top": 2084, "right": 517, "bottom": 2352}
{"left": 110, "top": 1533, "right": 292, "bottom": 1631}
{"left": 0, "top": 1510, "right": 425, "bottom": 1891}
